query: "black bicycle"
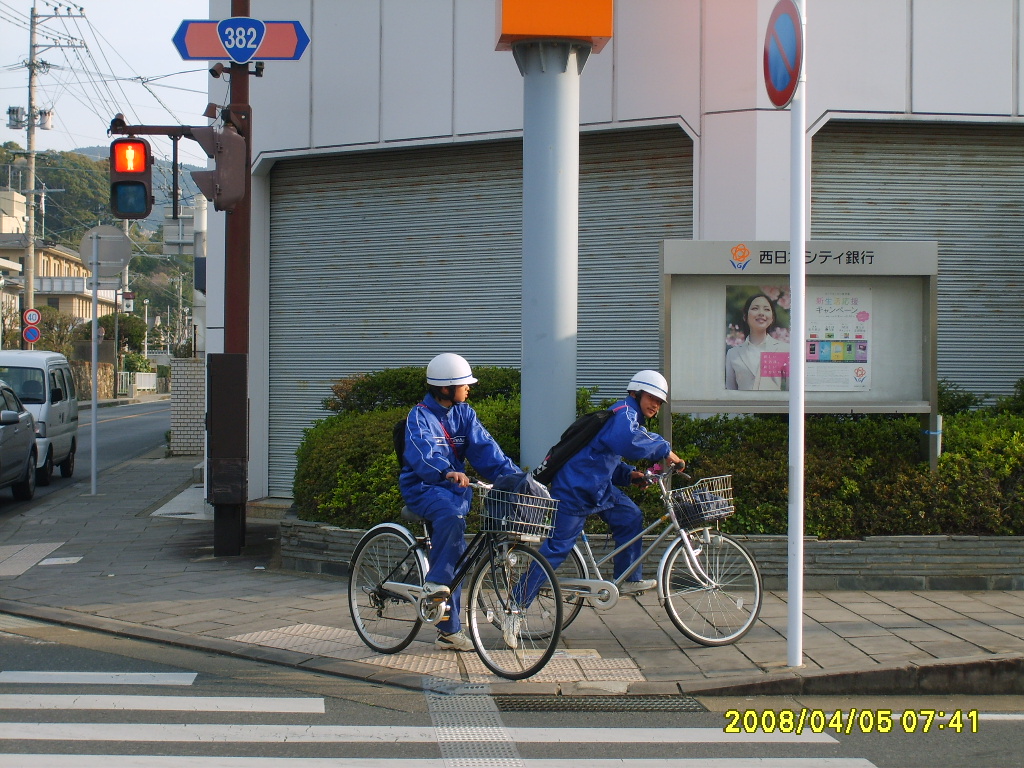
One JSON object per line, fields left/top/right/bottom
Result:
{"left": 347, "top": 481, "right": 563, "bottom": 680}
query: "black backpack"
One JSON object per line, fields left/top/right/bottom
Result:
{"left": 531, "top": 406, "right": 624, "bottom": 485}
{"left": 393, "top": 417, "right": 408, "bottom": 467}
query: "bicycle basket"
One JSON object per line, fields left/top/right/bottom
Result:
{"left": 480, "top": 487, "right": 558, "bottom": 540}
{"left": 669, "top": 475, "right": 734, "bottom": 529}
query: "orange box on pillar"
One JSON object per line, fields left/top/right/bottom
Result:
{"left": 496, "top": 0, "right": 614, "bottom": 52}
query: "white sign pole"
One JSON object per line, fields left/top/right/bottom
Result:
{"left": 90, "top": 233, "right": 99, "bottom": 496}
{"left": 787, "top": 0, "right": 808, "bottom": 669}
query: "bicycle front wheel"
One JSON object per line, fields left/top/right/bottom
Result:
{"left": 663, "top": 530, "right": 762, "bottom": 646}
{"left": 348, "top": 526, "right": 425, "bottom": 654}
{"left": 467, "top": 542, "right": 562, "bottom": 680}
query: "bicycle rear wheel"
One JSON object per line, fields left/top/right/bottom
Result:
{"left": 663, "top": 530, "right": 762, "bottom": 646}
{"left": 551, "top": 545, "right": 587, "bottom": 633}
{"left": 467, "top": 542, "right": 562, "bottom": 680}
{"left": 348, "top": 526, "right": 425, "bottom": 654}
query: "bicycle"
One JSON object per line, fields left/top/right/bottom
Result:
{"left": 552, "top": 465, "right": 763, "bottom": 646}
{"left": 347, "top": 481, "right": 563, "bottom": 680}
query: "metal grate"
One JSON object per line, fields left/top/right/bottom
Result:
{"left": 492, "top": 695, "right": 706, "bottom": 713}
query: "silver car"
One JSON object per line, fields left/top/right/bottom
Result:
{"left": 0, "top": 379, "right": 37, "bottom": 501}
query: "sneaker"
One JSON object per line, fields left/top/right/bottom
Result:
{"left": 436, "top": 630, "right": 474, "bottom": 652}
{"left": 421, "top": 582, "right": 451, "bottom": 600}
{"left": 619, "top": 578, "right": 657, "bottom": 595}
{"left": 502, "top": 613, "right": 521, "bottom": 650}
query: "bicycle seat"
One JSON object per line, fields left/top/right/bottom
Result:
{"left": 401, "top": 506, "right": 427, "bottom": 524}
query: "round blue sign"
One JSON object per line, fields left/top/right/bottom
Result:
{"left": 23, "top": 325, "right": 40, "bottom": 344}
{"left": 217, "top": 17, "right": 266, "bottom": 65}
{"left": 764, "top": 0, "right": 803, "bottom": 108}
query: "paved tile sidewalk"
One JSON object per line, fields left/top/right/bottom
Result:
{"left": 1, "top": 447, "right": 1023, "bottom": 695}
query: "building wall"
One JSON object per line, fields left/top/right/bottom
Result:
{"left": 203, "top": 0, "right": 1024, "bottom": 499}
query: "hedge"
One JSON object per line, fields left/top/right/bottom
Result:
{"left": 294, "top": 370, "right": 1024, "bottom": 538}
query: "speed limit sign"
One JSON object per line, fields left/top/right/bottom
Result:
{"left": 23, "top": 308, "right": 41, "bottom": 326}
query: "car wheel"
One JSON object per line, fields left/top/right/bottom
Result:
{"left": 37, "top": 449, "right": 54, "bottom": 486}
{"left": 13, "top": 452, "right": 37, "bottom": 501}
{"left": 59, "top": 444, "right": 75, "bottom": 478}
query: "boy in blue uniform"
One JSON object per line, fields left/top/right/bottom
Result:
{"left": 524, "top": 370, "right": 685, "bottom": 601}
{"left": 399, "top": 353, "right": 520, "bottom": 651}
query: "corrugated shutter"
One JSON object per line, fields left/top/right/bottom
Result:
{"left": 811, "top": 121, "right": 1024, "bottom": 395}
{"left": 267, "top": 127, "right": 692, "bottom": 496}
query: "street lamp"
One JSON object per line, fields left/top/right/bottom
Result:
{"left": 143, "top": 298, "right": 149, "bottom": 359}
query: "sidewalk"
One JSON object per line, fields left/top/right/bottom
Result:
{"left": 1, "top": 447, "right": 1023, "bottom": 696}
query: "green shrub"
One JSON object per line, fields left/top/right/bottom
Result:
{"left": 294, "top": 395, "right": 522, "bottom": 527}
{"left": 992, "top": 378, "right": 1024, "bottom": 416}
{"left": 323, "top": 366, "right": 521, "bottom": 413}
{"left": 938, "top": 378, "right": 985, "bottom": 415}
{"left": 294, "top": 377, "right": 1024, "bottom": 538}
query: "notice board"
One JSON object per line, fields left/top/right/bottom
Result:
{"left": 661, "top": 240, "right": 938, "bottom": 415}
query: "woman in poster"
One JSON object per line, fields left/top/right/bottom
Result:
{"left": 725, "top": 292, "right": 788, "bottom": 390}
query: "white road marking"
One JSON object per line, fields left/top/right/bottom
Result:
{"left": 0, "top": 672, "right": 196, "bottom": 685}
{"left": 0, "top": 695, "right": 324, "bottom": 713}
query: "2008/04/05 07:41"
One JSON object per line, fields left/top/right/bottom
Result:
{"left": 724, "top": 708, "right": 979, "bottom": 735}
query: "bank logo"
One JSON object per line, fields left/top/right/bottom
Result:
{"left": 854, "top": 366, "right": 867, "bottom": 383}
{"left": 730, "top": 243, "right": 751, "bottom": 270}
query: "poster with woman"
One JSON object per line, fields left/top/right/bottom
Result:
{"left": 725, "top": 285, "right": 791, "bottom": 390}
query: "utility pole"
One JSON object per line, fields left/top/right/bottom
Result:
{"left": 12, "top": 1, "right": 83, "bottom": 332}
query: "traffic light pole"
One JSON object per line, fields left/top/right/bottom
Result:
{"left": 210, "top": 0, "right": 254, "bottom": 556}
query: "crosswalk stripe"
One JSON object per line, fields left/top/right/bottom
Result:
{"left": 0, "top": 695, "right": 324, "bottom": 713}
{"left": 0, "top": 672, "right": 197, "bottom": 685}
{"left": 0, "top": 757, "right": 879, "bottom": 767}
{"left": 0, "top": 723, "right": 835, "bottom": 743}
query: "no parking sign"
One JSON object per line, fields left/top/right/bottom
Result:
{"left": 763, "top": 0, "right": 803, "bottom": 108}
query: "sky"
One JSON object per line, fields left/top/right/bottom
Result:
{"left": 1, "top": 0, "right": 213, "bottom": 166}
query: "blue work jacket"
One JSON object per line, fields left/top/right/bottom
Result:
{"left": 549, "top": 396, "right": 671, "bottom": 516}
{"left": 399, "top": 393, "right": 519, "bottom": 518}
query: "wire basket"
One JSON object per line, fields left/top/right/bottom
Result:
{"left": 479, "top": 487, "right": 558, "bottom": 541}
{"left": 669, "top": 475, "right": 735, "bottom": 530}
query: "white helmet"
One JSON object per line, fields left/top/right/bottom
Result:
{"left": 426, "top": 353, "right": 478, "bottom": 387}
{"left": 627, "top": 370, "right": 669, "bottom": 401}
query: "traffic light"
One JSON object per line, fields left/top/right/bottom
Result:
{"left": 109, "top": 137, "right": 153, "bottom": 219}
{"left": 190, "top": 125, "right": 247, "bottom": 212}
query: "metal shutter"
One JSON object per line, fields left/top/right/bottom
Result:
{"left": 268, "top": 127, "right": 692, "bottom": 496}
{"left": 811, "top": 121, "right": 1024, "bottom": 396}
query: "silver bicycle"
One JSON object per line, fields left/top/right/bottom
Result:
{"left": 554, "top": 466, "right": 762, "bottom": 646}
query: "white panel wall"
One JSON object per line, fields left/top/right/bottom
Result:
{"left": 454, "top": 0, "right": 521, "bottom": 135}
{"left": 705, "top": 0, "right": 760, "bottom": 113}
{"left": 807, "top": 0, "right": 909, "bottom": 121}
{"left": 381, "top": 0, "right": 453, "bottom": 140}
{"left": 615, "top": 0, "right": 701, "bottom": 128}
{"left": 700, "top": 111, "right": 758, "bottom": 239}
{"left": 311, "top": 0, "right": 381, "bottom": 146}
{"left": 912, "top": 0, "right": 1015, "bottom": 115}
{"left": 581, "top": 39, "right": 614, "bottom": 125}
{"left": 250, "top": 0, "right": 313, "bottom": 153}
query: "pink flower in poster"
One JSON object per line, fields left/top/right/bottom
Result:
{"left": 857, "top": 311, "right": 870, "bottom": 322}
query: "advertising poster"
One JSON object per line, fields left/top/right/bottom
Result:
{"left": 806, "top": 288, "right": 872, "bottom": 391}
{"left": 724, "top": 285, "right": 791, "bottom": 391}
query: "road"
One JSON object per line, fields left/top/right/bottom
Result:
{"left": 1, "top": 618, "right": 1023, "bottom": 767}
{"left": 33, "top": 400, "right": 171, "bottom": 501}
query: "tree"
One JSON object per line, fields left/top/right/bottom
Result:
{"left": 34, "top": 305, "right": 81, "bottom": 357}
{"left": 73, "top": 313, "right": 148, "bottom": 353}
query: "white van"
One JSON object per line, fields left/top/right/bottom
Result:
{"left": 0, "top": 351, "right": 78, "bottom": 485}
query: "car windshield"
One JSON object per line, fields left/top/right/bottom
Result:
{"left": 0, "top": 367, "right": 46, "bottom": 404}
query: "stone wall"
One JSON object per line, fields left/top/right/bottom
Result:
{"left": 69, "top": 360, "right": 114, "bottom": 400}
{"left": 170, "top": 358, "right": 205, "bottom": 456}
{"left": 279, "top": 519, "right": 1024, "bottom": 591}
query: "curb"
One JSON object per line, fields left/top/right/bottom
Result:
{"left": 2, "top": 597, "right": 1022, "bottom": 697}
